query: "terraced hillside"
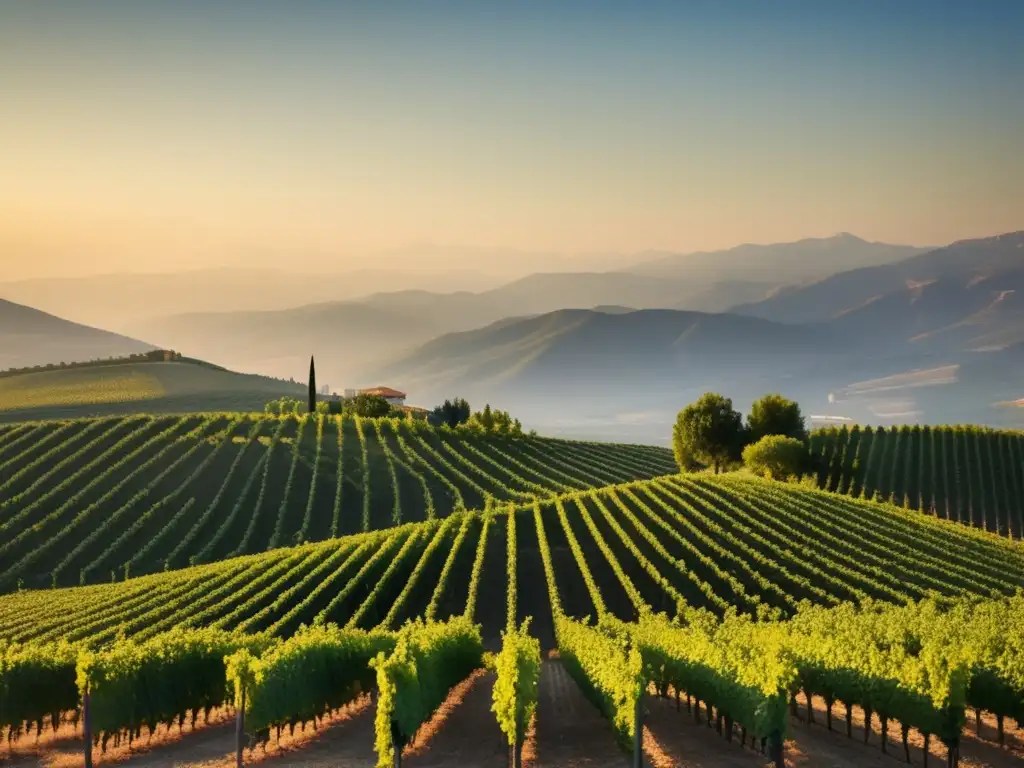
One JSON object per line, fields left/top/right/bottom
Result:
{"left": 812, "top": 424, "right": 1024, "bottom": 537}
{"left": 3, "top": 474, "right": 1021, "bottom": 651}
{"left": 0, "top": 413, "right": 676, "bottom": 590}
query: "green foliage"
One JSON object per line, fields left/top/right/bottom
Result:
{"left": 672, "top": 392, "right": 745, "bottom": 473}
{"left": 459, "top": 403, "right": 523, "bottom": 435}
{"left": 229, "top": 623, "right": 395, "bottom": 748}
{"left": 429, "top": 398, "right": 471, "bottom": 428}
{"left": 0, "top": 639, "right": 81, "bottom": 742}
{"left": 786, "top": 599, "right": 970, "bottom": 746}
{"left": 371, "top": 617, "right": 483, "bottom": 766}
{"left": 491, "top": 620, "right": 541, "bottom": 747}
{"left": 555, "top": 615, "right": 644, "bottom": 748}
{"left": 631, "top": 611, "right": 794, "bottom": 740}
{"left": 742, "top": 435, "right": 808, "bottom": 480}
{"left": 811, "top": 423, "right": 1024, "bottom": 537}
{"left": 747, "top": 393, "right": 808, "bottom": 443}
{"left": 76, "top": 628, "right": 275, "bottom": 749}
{"left": 265, "top": 397, "right": 304, "bottom": 416}
{"left": 937, "top": 595, "right": 1024, "bottom": 724}
{"left": 344, "top": 394, "right": 393, "bottom": 418}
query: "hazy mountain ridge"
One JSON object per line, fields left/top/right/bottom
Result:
{"left": 0, "top": 267, "right": 504, "bottom": 331}
{"left": 363, "top": 307, "right": 842, "bottom": 416}
{"left": 125, "top": 234, "right": 921, "bottom": 385}
{"left": 733, "top": 231, "right": 1024, "bottom": 325}
{"left": 0, "top": 298, "right": 155, "bottom": 372}
{"left": 629, "top": 233, "right": 931, "bottom": 282}
{"left": 7, "top": 230, "right": 1024, "bottom": 439}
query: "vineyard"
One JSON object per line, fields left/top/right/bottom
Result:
{"left": 3, "top": 474, "right": 1022, "bottom": 650}
{"left": 2, "top": 411, "right": 1024, "bottom": 767}
{"left": 812, "top": 424, "right": 1024, "bottom": 537}
{"left": 0, "top": 413, "right": 675, "bottom": 590}
{"left": 1, "top": 473, "right": 1024, "bottom": 766}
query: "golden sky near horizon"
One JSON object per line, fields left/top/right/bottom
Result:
{"left": 1, "top": 3, "right": 1022, "bottom": 280}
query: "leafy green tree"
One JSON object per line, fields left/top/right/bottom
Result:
{"left": 462, "top": 404, "right": 523, "bottom": 435}
{"left": 743, "top": 435, "right": 808, "bottom": 480}
{"left": 746, "top": 393, "right": 808, "bottom": 443}
{"left": 429, "top": 398, "right": 472, "bottom": 428}
{"left": 343, "top": 393, "right": 393, "bottom": 418}
{"left": 308, "top": 356, "right": 317, "bottom": 414}
{"left": 672, "top": 393, "right": 744, "bottom": 474}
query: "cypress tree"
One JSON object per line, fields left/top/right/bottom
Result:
{"left": 308, "top": 355, "right": 317, "bottom": 414}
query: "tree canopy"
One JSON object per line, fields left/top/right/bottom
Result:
{"left": 746, "top": 393, "right": 807, "bottom": 443}
{"left": 463, "top": 404, "right": 522, "bottom": 435}
{"left": 672, "top": 392, "right": 745, "bottom": 473}
{"left": 429, "top": 398, "right": 472, "bottom": 428}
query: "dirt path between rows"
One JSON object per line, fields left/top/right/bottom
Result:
{"left": 529, "top": 659, "right": 628, "bottom": 767}
{"left": 5, "top": 677, "right": 1021, "bottom": 768}
{"left": 404, "top": 670, "right": 508, "bottom": 767}
{"left": 642, "top": 689, "right": 1024, "bottom": 768}
{"left": 786, "top": 693, "right": 1024, "bottom": 768}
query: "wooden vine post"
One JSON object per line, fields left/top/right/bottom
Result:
{"left": 510, "top": 681, "right": 524, "bottom": 768}
{"left": 770, "top": 729, "right": 785, "bottom": 768}
{"left": 235, "top": 684, "right": 246, "bottom": 768}
{"left": 391, "top": 720, "right": 405, "bottom": 768}
{"left": 82, "top": 688, "right": 93, "bottom": 768}
{"left": 632, "top": 694, "right": 644, "bottom": 768}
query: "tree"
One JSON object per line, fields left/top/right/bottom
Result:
{"left": 746, "top": 393, "right": 807, "bottom": 443}
{"left": 743, "top": 435, "right": 807, "bottom": 480}
{"left": 429, "top": 398, "right": 472, "bottom": 428}
{"left": 308, "top": 356, "right": 317, "bottom": 414}
{"left": 672, "top": 393, "right": 745, "bottom": 474}
{"left": 464, "top": 404, "right": 523, "bottom": 435}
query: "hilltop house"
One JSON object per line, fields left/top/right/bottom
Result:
{"left": 344, "top": 386, "right": 407, "bottom": 407}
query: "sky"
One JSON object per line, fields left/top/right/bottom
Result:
{"left": 1, "top": 0, "right": 1022, "bottom": 280}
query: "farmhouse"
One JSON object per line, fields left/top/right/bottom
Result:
{"left": 345, "top": 386, "right": 407, "bottom": 407}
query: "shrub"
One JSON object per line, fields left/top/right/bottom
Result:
{"left": 742, "top": 435, "right": 807, "bottom": 480}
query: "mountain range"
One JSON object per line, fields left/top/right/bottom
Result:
{"left": 122, "top": 233, "right": 929, "bottom": 387}
{"left": 629, "top": 232, "right": 931, "bottom": 283}
{"left": 5, "top": 230, "right": 1023, "bottom": 439}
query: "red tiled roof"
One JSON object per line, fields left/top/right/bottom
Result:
{"left": 360, "top": 386, "right": 406, "bottom": 398}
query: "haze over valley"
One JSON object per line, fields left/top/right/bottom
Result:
{"left": 5, "top": 230, "right": 1023, "bottom": 441}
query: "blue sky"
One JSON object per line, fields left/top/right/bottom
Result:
{"left": 1, "top": 1, "right": 1021, "bottom": 277}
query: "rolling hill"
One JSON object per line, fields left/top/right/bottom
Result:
{"left": 2, "top": 468, "right": 1021, "bottom": 649}
{"left": 0, "top": 413, "right": 676, "bottom": 591}
{"left": 1, "top": 409, "right": 1023, "bottom": 768}
{"left": 0, "top": 358, "right": 305, "bottom": 422}
{"left": 0, "top": 297, "right": 155, "bottom": 372}
{"left": 811, "top": 423, "right": 1024, "bottom": 537}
